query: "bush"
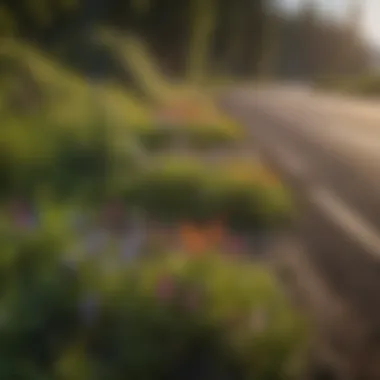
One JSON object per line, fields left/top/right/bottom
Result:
{"left": 130, "top": 123, "right": 177, "bottom": 152}
{"left": 128, "top": 158, "right": 293, "bottom": 230}
{"left": 185, "top": 121, "right": 243, "bottom": 150}
{"left": 0, "top": 113, "right": 138, "bottom": 202}
{"left": 129, "top": 158, "right": 212, "bottom": 222}
{"left": 0, "top": 230, "right": 82, "bottom": 379}
{"left": 87, "top": 252, "right": 308, "bottom": 380}
{"left": 128, "top": 118, "right": 244, "bottom": 152}
{"left": 0, "top": 114, "right": 56, "bottom": 199}
{"left": 0, "top": 213, "right": 308, "bottom": 379}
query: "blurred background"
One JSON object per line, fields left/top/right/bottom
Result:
{"left": 0, "top": 0, "right": 378, "bottom": 89}
{"left": 1, "top": 1, "right": 380, "bottom": 379}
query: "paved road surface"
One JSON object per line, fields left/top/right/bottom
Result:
{"left": 221, "top": 86, "right": 380, "bottom": 329}
{"left": 221, "top": 86, "right": 380, "bottom": 377}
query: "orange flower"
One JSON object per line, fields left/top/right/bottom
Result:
{"left": 178, "top": 220, "right": 228, "bottom": 254}
{"left": 179, "top": 223, "right": 207, "bottom": 254}
{"left": 205, "top": 220, "right": 226, "bottom": 246}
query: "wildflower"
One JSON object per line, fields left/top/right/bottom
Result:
{"left": 205, "top": 220, "right": 226, "bottom": 246}
{"left": 12, "top": 202, "right": 38, "bottom": 231}
{"left": 155, "top": 275, "right": 177, "bottom": 302}
{"left": 226, "top": 235, "right": 246, "bottom": 257}
{"left": 183, "top": 288, "right": 202, "bottom": 313}
{"left": 155, "top": 107, "right": 180, "bottom": 126}
{"left": 19, "top": 213, "right": 37, "bottom": 231}
{"left": 178, "top": 223, "right": 207, "bottom": 255}
{"left": 119, "top": 226, "right": 146, "bottom": 261}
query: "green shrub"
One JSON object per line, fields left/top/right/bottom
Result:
{"left": 0, "top": 229, "right": 82, "bottom": 380}
{"left": 208, "top": 175, "right": 293, "bottom": 231}
{"left": 130, "top": 123, "right": 177, "bottom": 152}
{"left": 313, "top": 75, "right": 380, "bottom": 97}
{"left": 0, "top": 112, "right": 138, "bottom": 202}
{"left": 0, "top": 212, "right": 308, "bottom": 380}
{"left": 86, "top": 252, "right": 308, "bottom": 380}
{"left": 345, "top": 75, "right": 380, "bottom": 96}
{"left": 128, "top": 158, "right": 293, "bottom": 230}
{"left": 128, "top": 119, "right": 244, "bottom": 153}
{"left": 0, "top": 114, "right": 56, "bottom": 199}
{"left": 130, "top": 158, "right": 213, "bottom": 222}
{"left": 186, "top": 122, "right": 243, "bottom": 150}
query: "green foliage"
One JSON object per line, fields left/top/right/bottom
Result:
{"left": 88, "top": 251, "right": 308, "bottom": 380}
{"left": 129, "top": 158, "right": 293, "bottom": 229}
{"left": 0, "top": 5, "right": 16, "bottom": 35}
{"left": 129, "top": 120, "right": 243, "bottom": 152}
{"left": 0, "top": 228, "right": 81, "bottom": 380}
{"left": 185, "top": 121, "right": 243, "bottom": 150}
{"left": 0, "top": 212, "right": 308, "bottom": 379}
{"left": 130, "top": 124, "right": 177, "bottom": 151}
{"left": 0, "top": 42, "right": 291, "bottom": 232}
{"left": 0, "top": 111, "right": 138, "bottom": 202}
{"left": 0, "top": 37, "right": 304, "bottom": 377}
{"left": 314, "top": 75, "right": 380, "bottom": 97}
{"left": 208, "top": 170, "right": 294, "bottom": 231}
{"left": 130, "top": 158, "right": 209, "bottom": 221}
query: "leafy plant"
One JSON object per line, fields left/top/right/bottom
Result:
{"left": 85, "top": 251, "right": 309, "bottom": 380}
{"left": 129, "top": 158, "right": 293, "bottom": 231}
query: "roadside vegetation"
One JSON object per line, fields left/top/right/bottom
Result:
{"left": 313, "top": 74, "right": 380, "bottom": 97}
{"left": 4, "top": 0, "right": 376, "bottom": 376}
{"left": 0, "top": 35, "right": 309, "bottom": 379}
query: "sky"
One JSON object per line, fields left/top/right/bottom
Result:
{"left": 279, "top": 0, "right": 380, "bottom": 47}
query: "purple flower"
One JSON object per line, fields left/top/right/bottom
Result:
{"left": 9, "top": 200, "right": 37, "bottom": 231}
{"left": 14, "top": 211, "right": 38, "bottom": 231}
{"left": 119, "top": 228, "right": 146, "bottom": 261}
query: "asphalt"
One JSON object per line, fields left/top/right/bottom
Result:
{"left": 220, "top": 86, "right": 380, "bottom": 331}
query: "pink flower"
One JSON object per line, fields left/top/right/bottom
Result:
{"left": 11, "top": 201, "right": 38, "bottom": 231}
{"left": 226, "top": 235, "right": 246, "bottom": 257}
{"left": 184, "top": 290, "right": 201, "bottom": 312}
{"left": 155, "top": 275, "right": 176, "bottom": 302}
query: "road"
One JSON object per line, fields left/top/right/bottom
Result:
{"left": 221, "top": 86, "right": 380, "bottom": 375}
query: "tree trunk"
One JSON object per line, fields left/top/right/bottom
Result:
{"left": 187, "top": 0, "right": 217, "bottom": 84}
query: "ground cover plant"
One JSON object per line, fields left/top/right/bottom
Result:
{"left": 0, "top": 38, "right": 307, "bottom": 380}
{"left": 0, "top": 204, "right": 308, "bottom": 380}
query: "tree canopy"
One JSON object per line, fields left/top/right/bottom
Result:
{"left": 0, "top": 0, "right": 373, "bottom": 81}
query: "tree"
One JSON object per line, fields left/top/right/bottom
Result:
{"left": 187, "top": 0, "right": 217, "bottom": 83}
